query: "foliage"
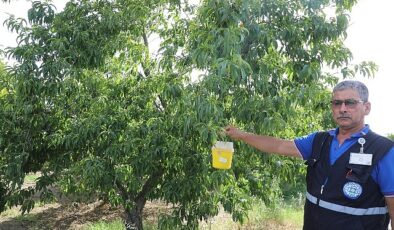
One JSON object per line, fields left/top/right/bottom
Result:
{"left": 0, "top": 0, "right": 377, "bottom": 229}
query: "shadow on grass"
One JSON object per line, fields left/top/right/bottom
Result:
{"left": 0, "top": 201, "right": 122, "bottom": 230}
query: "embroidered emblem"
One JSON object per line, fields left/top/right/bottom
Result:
{"left": 343, "top": 182, "right": 363, "bottom": 199}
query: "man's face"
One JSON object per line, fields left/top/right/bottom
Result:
{"left": 331, "top": 89, "right": 371, "bottom": 131}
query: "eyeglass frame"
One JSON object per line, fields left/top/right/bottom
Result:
{"left": 330, "top": 99, "right": 365, "bottom": 108}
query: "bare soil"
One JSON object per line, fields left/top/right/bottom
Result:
{"left": 0, "top": 178, "right": 300, "bottom": 229}
{"left": 0, "top": 199, "right": 301, "bottom": 230}
{"left": 0, "top": 178, "right": 126, "bottom": 230}
{"left": 0, "top": 199, "right": 176, "bottom": 230}
{"left": 0, "top": 201, "right": 118, "bottom": 230}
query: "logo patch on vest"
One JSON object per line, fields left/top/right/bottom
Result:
{"left": 343, "top": 182, "right": 363, "bottom": 199}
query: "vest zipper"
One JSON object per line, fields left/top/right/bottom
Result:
{"left": 317, "top": 178, "right": 328, "bottom": 206}
{"left": 320, "top": 178, "right": 328, "bottom": 195}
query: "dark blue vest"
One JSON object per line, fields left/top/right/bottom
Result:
{"left": 303, "top": 131, "right": 393, "bottom": 230}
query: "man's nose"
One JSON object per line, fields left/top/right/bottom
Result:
{"left": 339, "top": 102, "right": 348, "bottom": 111}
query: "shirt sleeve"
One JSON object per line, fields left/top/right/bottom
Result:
{"left": 294, "top": 132, "right": 317, "bottom": 161}
{"left": 372, "top": 147, "right": 394, "bottom": 196}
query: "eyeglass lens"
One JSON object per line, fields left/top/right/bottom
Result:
{"left": 331, "top": 99, "right": 363, "bottom": 107}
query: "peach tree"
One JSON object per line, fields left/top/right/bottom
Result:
{"left": 0, "top": 0, "right": 377, "bottom": 229}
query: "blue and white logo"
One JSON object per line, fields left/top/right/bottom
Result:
{"left": 343, "top": 182, "right": 363, "bottom": 199}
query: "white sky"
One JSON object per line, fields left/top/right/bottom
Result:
{"left": 1, "top": 0, "right": 393, "bottom": 135}
{"left": 346, "top": 0, "right": 394, "bottom": 136}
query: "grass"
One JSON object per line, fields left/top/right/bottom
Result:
{"left": 281, "top": 206, "right": 304, "bottom": 225}
{"left": 85, "top": 219, "right": 157, "bottom": 230}
{"left": 14, "top": 213, "right": 39, "bottom": 222}
{"left": 233, "top": 198, "right": 303, "bottom": 229}
{"left": 3, "top": 171, "right": 305, "bottom": 229}
{"left": 1, "top": 202, "right": 303, "bottom": 230}
{"left": 0, "top": 201, "right": 59, "bottom": 219}
{"left": 85, "top": 219, "right": 125, "bottom": 230}
{"left": 85, "top": 198, "right": 304, "bottom": 230}
{"left": 0, "top": 207, "right": 20, "bottom": 219}
{"left": 24, "top": 172, "right": 40, "bottom": 184}
{"left": 0, "top": 177, "right": 59, "bottom": 222}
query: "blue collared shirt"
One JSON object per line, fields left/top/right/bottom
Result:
{"left": 294, "top": 125, "right": 394, "bottom": 196}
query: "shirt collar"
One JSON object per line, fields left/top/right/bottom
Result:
{"left": 328, "top": 124, "right": 370, "bottom": 138}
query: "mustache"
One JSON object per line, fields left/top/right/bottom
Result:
{"left": 337, "top": 115, "right": 351, "bottom": 119}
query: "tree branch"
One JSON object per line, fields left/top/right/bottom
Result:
{"left": 134, "top": 167, "right": 164, "bottom": 203}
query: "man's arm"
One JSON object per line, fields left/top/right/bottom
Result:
{"left": 224, "top": 126, "right": 302, "bottom": 158}
{"left": 386, "top": 197, "right": 394, "bottom": 229}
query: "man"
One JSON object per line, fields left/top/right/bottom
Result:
{"left": 225, "top": 80, "right": 394, "bottom": 230}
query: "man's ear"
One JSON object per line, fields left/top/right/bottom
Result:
{"left": 364, "top": 101, "right": 371, "bottom": 115}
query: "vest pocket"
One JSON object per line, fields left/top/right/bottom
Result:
{"left": 346, "top": 164, "right": 371, "bottom": 183}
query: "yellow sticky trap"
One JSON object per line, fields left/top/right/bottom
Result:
{"left": 211, "top": 141, "right": 234, "bottom": 169}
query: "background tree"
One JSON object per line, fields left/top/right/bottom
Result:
{"left": 0, "top": 61, "right": 9, "bottom": 213}
{"left": 0, "top": 0, "right": 377, "bottom": 229}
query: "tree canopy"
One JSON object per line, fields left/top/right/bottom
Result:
{"left": 0, "top": 0, "right": 377, "bottom": 229}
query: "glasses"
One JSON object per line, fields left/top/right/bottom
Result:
{"left": 331, "top": 99, "right": 364, "bottom": 108}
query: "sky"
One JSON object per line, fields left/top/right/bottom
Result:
{"left": 345, "top": 0, "right": 394, "bottom": 136}
{"left": 1, "top": 0, "right": 393, "bottom": 135}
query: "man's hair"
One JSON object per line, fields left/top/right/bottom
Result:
{"left": 333, "top": 80, "right": 369, "bottom": 102}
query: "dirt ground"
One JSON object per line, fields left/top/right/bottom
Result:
{"left": 0, "top": 201, "right": 119, "bottom": 230}
{"left": 0, "top": 199, "right": 302, "bottom": 230}
{"left": 0, "top": 199, "right": 178, "bottom": 230}
{"left": 0, "top": 178, "right": 300, "bottom": 230}
{"left": 0, "top": 178, "right": 127, "bottom": 230}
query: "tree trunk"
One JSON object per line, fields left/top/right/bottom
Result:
{"left": 124, "top": 198, "right": 146, "bottom": 230}
{"left": 0, "top": 182, "right": 7, "bottom": 213}
{"left": 119, "top": 168, "right": 164, "bottom": 230}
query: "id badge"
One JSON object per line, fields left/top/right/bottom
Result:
{"left": 349, "top": 152, "right": 373, "bottom": 166}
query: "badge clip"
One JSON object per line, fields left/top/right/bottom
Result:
{"left": 358, "top": 137, "right": 366, "bottom": 154}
